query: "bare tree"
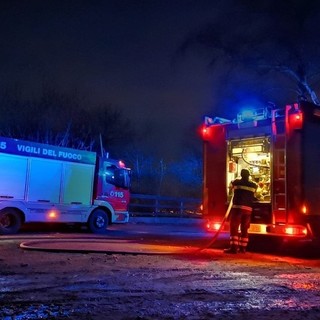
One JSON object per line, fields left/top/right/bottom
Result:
{"left": 178, "top": 0, "right": 320, "bottom": 105}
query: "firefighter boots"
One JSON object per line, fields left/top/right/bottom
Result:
{"left": 238, "top": 247, "right": 246, "bottom": 253}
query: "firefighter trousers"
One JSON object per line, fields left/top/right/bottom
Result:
{"left": 229, "top": 208, "right": 251, "bottom": 250}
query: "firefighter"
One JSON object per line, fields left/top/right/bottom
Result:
{"left": 224, "top": 168, "right": 258, "bottom": 254}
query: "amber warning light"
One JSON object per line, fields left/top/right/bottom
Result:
{"left": 301, "top": 204, "right": 308, "bottom": 214}
{"left": 48, "top": 210, "right": 58, "bottom": 220}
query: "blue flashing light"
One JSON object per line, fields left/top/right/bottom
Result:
{"left": 237, "top": 107, "right": 271, "bottom": 123}
{"left": 237, "top": 109, "right": 257, "bottom": 122}
{"left": 241, "top": 109, "right": 256, "bottom": 121}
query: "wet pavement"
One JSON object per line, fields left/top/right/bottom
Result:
{"left": 1, "top": 222, "right": 320, "bottom": 319}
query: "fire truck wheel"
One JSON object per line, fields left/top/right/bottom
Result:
{"left": 88, "top": 209, "right": 109, "bottom": 234}
{"left": 0, "top": 209, "right": 22, "bottom": 235}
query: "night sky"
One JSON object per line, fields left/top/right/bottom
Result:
{"left": 1, "top": 0, "right": 319, "bottom": 159}
{"left": 0, "top": 0, "right": 221, "bottom": 158}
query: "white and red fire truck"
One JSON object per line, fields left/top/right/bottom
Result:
{"left": 0, "top": 137, "right": 131, "bottom": 234}
{"left": 201, "top": 101, "right": 320, "bottom": 241}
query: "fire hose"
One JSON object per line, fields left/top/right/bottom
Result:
{"left": 197, "top": 195, "right": 233, "bottom": 252}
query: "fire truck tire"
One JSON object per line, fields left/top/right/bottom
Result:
{"left": 88, "top": 209, "right": 109, "bottom": 234}
{"left": 0, "top": 208, "right": 22, "bottom": 235}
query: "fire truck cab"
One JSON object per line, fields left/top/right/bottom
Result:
{"left": 202, "top": 101, "right": 320, "bottom": 240}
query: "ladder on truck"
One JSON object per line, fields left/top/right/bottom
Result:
{"left": 271, "top": 109, "right": 287, "bottom": 224}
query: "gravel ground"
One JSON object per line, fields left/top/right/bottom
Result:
{"left": 1, "top": 237, "right": 320, "bottom": 320}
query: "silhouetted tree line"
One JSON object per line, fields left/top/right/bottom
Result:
{"left": 0, "top": 87, "right": 202, "bottom": 198}
{"left": 0, "top": 87, "right": 134, "bottom": 152}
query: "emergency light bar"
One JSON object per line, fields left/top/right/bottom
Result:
{"left": 237, "top": 107, "right": 271, "bottom": 123}
{"left": 204, "top": 116, "right": 231, "bottom": 125}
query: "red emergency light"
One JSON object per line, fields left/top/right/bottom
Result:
{"left": 201, "top": 125, "right": 210, "bottom": 141}
{"left": 287, "top": 104, "right": 303, "bottom": 130}
{"left": 290, "top": 111, "right": 303, "bottom": 129}
{"left": 206, "top": 221, "right": 222, "bottom": 232}
{"left": 284, "top": 226, "right": 307, "bottom": 236}
{"left": 202, "top": 127, "right": 208, "bottom": 135}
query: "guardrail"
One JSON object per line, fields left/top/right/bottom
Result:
{"left": 129, "top": 193, "right": 202, "bottom": 218}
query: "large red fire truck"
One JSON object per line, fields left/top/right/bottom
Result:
{"left": 201, "top": 101, "right": 320, "bottom": 241}
{"left": 0, "top": 137, "right": 131, "bottom": 234}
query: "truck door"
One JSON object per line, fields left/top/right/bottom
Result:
{"left": 100, "top": 162, "right": 131, "bottom": 212}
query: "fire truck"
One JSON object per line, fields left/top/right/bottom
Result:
{"left": 202, "top": 101, "right": 320, "bottom": 241}
{"left": 0, "top": 137, "right": 131, "bottom": 234}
